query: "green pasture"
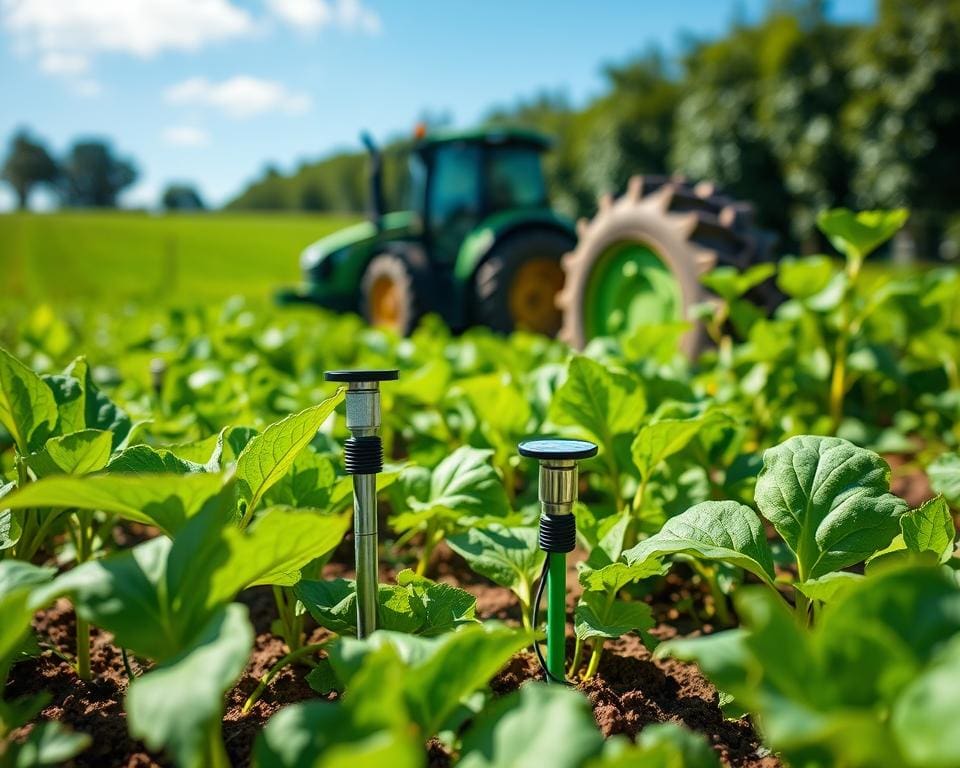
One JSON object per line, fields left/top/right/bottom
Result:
{"left": 0, "top": 211, "right": 359, "bottom": 308}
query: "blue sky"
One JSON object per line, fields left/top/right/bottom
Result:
{"left": 0, "top": 0, "right": 874, "bottom": 210}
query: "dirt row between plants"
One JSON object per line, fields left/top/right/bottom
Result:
{"left": 7, "top": 539, "right": 781, "bottom": 768}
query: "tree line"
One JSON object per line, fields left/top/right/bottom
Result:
{"left": 229, "top": 0, "right": 960, "bottom": 253}
{"left": 0, "top": 133, "right": 205, "bottom": 212}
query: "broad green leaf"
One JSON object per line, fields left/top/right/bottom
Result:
{"left": 460, "top": 684, "right": 603, "bottom": 768}
{"left": 24, "top": 429, "right": 113, "bottom": 477}
{"left": 106, "top": 444, "right": 206, "bottom": 474}
{"left": 794, "top": 572, "right": 864, "bottom": 603}
{"left": 44, "top": 504, "right": 346, "bottom": 660}
{"left": 126, "top": 604, "right": 253, "bottom": 768}
{"left": 328, "top": 624, "right": 533, "bottom": 735}
{"left": 264, "top": 450, "right": 336, "bottom": 509}
{"left": 0, "top": 508, "right": 22, "bottom": 551}
{"left": 169, "top": 506, "right": 350, "bottom": 632}
{"left": 0, "top": 346, "right": 57, "bottom": 453}
{"left": 663, "top": 566, "right": 960, "bottom": 768}
{"left": 929, "top": 453, "right": 960, "bottom": 506}
{"left": 891, "top": 636, "right": 960, "bottom": 768}
{"left": 578, "top": 558, "right": 667, "bottom": 594}
{"left": 816, "top": 208, "right": 908, "bottom": 262}
{"left": 574, "top": 591, "right": 655, "bottom": 643}
{"left": 63, "top": 357, "right": 132, "bottom": 449}
{"left": 235, "top": 391, "right": 344, "bottom": 520}
{"left": 454, "top": 373, "right": 531, "bottom": 443}
{"left": 2, "top": 473, "right": 227, "bottom": 536}
{"left": 631, "top": 414, "right": 725, "bottom": 486}
{"left": 624, "top": 501, "right": 776, "bottom": 585}
{"left": 447, "top": 525, "right": 543, "bottom": 608}
{"left": 755, "top": 436, "right": 907, "bottom": 580}
{"left": 589, "top": 722, "right": 720, "bottom": 768}
{"left": 700, "top": 263, "right": 776, "bottom": 301}
{"left": 254, "top": 645, "right": 419, "bottom": 768}
{"left": 777, "top": 255, "right": 836, "bottom": 300}
{"left": 41, "top": 373, "right": 84, "bottom": 436}
{"left": 548, "top": 356, "right": 645, "bottom": 444}
{"left": 900, "top": 496, "right": 955, "bottom": 564}
{"left": 297, "top": 569, "right": 477, "bottom": 638}
{"left": 407, "top": 446, "right": 510, "bottom": 523}
{"left": 165, "top": 431, "right": 225, "bottom": 467}
{"left": 1, "top": 561, "right": 55, "bottom": 663}
{"left": 0, "top": 560, "right": 56, "bottom": 597}
{"left": 9, "top": 721, "right": 91, "bottom": 767}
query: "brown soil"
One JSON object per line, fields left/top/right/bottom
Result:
{"left": 886, "top": 453, "right": 935, "bottom": 509}
{"left": 6, "top": 545, "right": 779, "bottom": 768}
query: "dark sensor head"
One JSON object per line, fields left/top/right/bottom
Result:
{"left": 518, "top": 438, "right": 598, "bottom": 461}
{"left": 325, "top": 369, "right": 399, "bottom": 383}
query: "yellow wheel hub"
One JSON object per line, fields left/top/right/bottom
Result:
{"left": 370, "top": 275, "right": 403, "bottom": 332}
{"left": 508, "top": 257, "right": 564, "bottom": 335}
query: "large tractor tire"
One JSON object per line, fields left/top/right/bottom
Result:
{"left": 557, "top": 175, "right": 777, "bottom": 356}
{"left": 360, "top": 246, "right": 431, "bottom": 335}
{"left": 472, "top": 228, "right": 573, "bottom": 336}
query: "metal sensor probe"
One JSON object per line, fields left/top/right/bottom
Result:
{"left": 325, "top": 369, "right": 398, "bottom": 638}
{"left": 519, "top": 438, "right": 598, "bottom": 682}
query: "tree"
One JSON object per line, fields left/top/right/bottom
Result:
{"left": 1, "top": 130, "right": 60, "bottom": 210}
{"left": 161, "top": 183, "right": 206, "bottom": 211}
{"left": 577, "top": 50, "right": 681, "bottom": 199}
{"left": 61, "top": 140, "right": 137, "bottom": 208}
{"left": 670, "top": 19, "right": 794, "bottom": 240}
{"left": 843, "top": 0, "right": 960, "bottom": 215}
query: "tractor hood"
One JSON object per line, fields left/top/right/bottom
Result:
{"left": 300, "top": 210, "right": 419, "bottom": 275}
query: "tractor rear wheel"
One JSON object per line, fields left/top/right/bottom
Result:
{"left": 361, "top": 249, "right": 428, "bottom": 335}
{"left": 472, "top": 229, "right": 572, "bottom": 336}
{"left": 557, "top": 175, "right": 776, "bottom": 356}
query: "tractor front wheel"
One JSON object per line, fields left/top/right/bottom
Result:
{"left": 472, "top": 229, "right": 572, "bottom": 336}
{"left": 360, "top": 250, "right": 426, "bottom": 335}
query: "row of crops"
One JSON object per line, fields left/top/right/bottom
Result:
{"left": 1, "top": 210, "right": 959, "bottom": 767}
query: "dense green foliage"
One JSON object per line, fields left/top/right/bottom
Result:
{"left": 0, "top": 207, "right": 958, "bottom": 766}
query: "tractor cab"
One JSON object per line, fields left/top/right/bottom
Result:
{"left": 409, "top": 130, "right": 552, "bottom": 264}
{"left": 281, "top": 127, "right": 576, "bottom": 337}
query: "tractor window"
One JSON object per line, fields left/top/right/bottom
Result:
{"left": 486, "top": 147, "right": 547, "bottom": 211}
{"left": 428, "top": 143, "right": 482, "bottom": 227}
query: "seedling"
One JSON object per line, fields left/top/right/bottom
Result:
{"left": 325, "top": 369, "right": 399, "bottom": 638}
{"left": 519, "top": 438, "right": 597, "bottom": 682}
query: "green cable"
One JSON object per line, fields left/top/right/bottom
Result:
{"left": 546, "top": 551, "right": 567, "bottom": 681}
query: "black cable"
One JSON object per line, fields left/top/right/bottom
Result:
{"left": 530, "top": 554, "right": 571, "bottom": 686}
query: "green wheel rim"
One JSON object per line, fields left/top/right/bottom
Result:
{"left": 583, "top": 242, "right": 682, "bottom": 338}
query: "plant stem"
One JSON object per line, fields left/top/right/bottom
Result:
{"left": 416, "top": 524, "right": 440, "bottom": 577}
{"left": 794, "top": 589, "right": 811, "bottom": 626}
{"left": 121, "top": 648, "right": 136, "bottom": 679}
{"left": 206, "top": 723, "right": 230, "bottom": 768}
{"left": 829, "top": 332, "right": 848, "bottom": 433}
{"left": 73, "top": 511, "right": 93, "bottom": 681}
{"left": 584, "top": 639, "right": 604, "bottom": 679}
{"left": 241, "top": 642, "right": 328, "bottom": 714}
{"left": 568, "top": 636, "right": 584, "bottom": 678}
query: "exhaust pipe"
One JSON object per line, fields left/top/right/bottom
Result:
{"left": 360, "top": 131, "right": 384, "bottom": 231}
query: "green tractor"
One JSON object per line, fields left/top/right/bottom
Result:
{"left": 280, "top": 127, "right": 775, "bottom": 352}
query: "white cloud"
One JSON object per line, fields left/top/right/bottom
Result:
{"left": 163, "top": 126, "right": 211, "bottom": 147}
{"left": 2, "top": 0, "right": 254, "bottom": 59}
{"left": 39, "top": 51, "right": 89, "bottom": 75}
{"left": 164, "top": 76, "right": 311, "bottom": 119}
{"left": 268, "top": 0, "right": 381, "bottom": 34}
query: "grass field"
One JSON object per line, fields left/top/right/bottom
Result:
{"left": 0, "top": 211, "right": 359, "bottom": 308}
